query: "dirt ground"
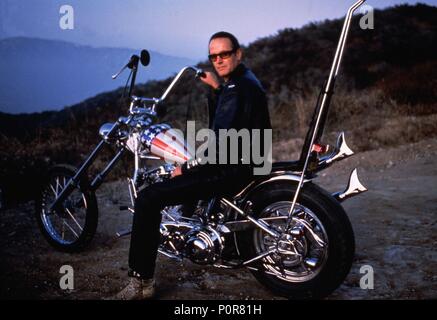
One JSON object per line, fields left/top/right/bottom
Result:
{"left": 1, "top": 137, "right": 436, "bottom": 300}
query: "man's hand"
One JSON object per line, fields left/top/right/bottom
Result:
{"left": 171, "top": 166, "right": 182, "bottom": 178}
{"left": 200, "top": 71, "right": 220, "bottom": 89}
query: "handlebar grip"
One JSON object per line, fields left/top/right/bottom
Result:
{"left": 195, "top": 70, "right": 206, "bottom": 79}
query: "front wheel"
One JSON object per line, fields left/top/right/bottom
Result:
{"left": 35, "top": 164, "right": 98, "bottom": 252}
{"left": 238, "top": 181, "right": 355, "bottom": 299}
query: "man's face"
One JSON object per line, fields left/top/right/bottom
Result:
{"left": 208, "top": 37, "right": 242, "bottom": 80}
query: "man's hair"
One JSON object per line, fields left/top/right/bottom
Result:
{"left": 209, "top": 31, "right": 240, "bottom": 51}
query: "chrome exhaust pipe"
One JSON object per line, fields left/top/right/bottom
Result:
{"left": 325, "top": 132, "right": 354, "bottom": 164}
{"left": 317, "top": 132, "right": 354, "bottom": 171}
{"left": 333, "top": 168, "right": 368, "bottom": 202}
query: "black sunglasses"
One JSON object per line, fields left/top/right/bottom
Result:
{"left": 208, "top": 49, "right": 236, "bottom": 62}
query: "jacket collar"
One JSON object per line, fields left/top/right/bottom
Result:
{"left": 227, "top": 63, "right": 247, "bottom": 82}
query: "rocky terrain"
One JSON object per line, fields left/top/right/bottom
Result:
{"left": 1, "top": 137, "right": 436, "bottom": 300}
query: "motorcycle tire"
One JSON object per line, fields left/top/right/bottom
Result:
{"left": 35, "top": 164, "right": 98, "bottom": 252}
{"left": 237, "top": 181, "right": 355, "bottom": 299}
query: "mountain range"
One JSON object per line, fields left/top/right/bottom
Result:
{"left": 0, "top": 3, "right": 436, "bottom": 206}
{"left": 0, "top": 37, "right": 195, "bottom": 114}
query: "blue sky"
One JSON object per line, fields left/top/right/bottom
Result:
{"left": 1, "top": 0, "right": 436, "bottom": 59}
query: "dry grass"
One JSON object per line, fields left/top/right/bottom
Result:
{"left": 269, "top": 87, "right": 437, "bottom": 161}
{"left": 1, "top": 84, "right": 436, "bottom": 205}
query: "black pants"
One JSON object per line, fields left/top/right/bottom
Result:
{"left": 128, "top": 165, "right": 253, "bottom": 279}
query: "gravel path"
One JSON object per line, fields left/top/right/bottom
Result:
{"left": 1, "top": 138, "right": 436, "bottom": 300}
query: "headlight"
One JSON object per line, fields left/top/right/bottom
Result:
{"left": 99, "top": 123, "right": 115, "bottom": 139}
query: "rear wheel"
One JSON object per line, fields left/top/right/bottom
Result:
{"left": 238, "top": 181, "right": 355, "bottom": 299}
{"left": 35, "top": 164, "right": 98, "bottom": 252}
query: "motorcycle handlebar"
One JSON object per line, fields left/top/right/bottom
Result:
{"left": 128, "top": 66, "right": 204, "bottom": 116}
{"left": 158, "top": 66, "right": 205, "bottom": 102}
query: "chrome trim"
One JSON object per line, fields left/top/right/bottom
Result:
{"left": 224, "top": 216, "right": 288, "bottom": 232}
{"left": 49, "top": 140, "right": 107, "bottom": 212}
{"left": 242, "top": 249, "right": 277, "bottom": 266}
{"left": 132, "top": 133, "right": 141, "bottom": 187}
{"left": 327, "top": 132, "right": 354, "bottom": 163}
{"left": 131, "top": 96, "right": 160, "bottom": 106}
{"left": 161, "top": 207, "right": 177, "bottom": 222}
{"left": 293, "top": 218, "right": 327, "bottom": 247}
{"left": 317, "top": 132, "right": 354, "bottom": 170}
{"left": 90, "top": 149, "right": 125, "bottom": 190}
{"left": 116, "top": 229, "right": 132, "bottom": 238}
{"left": 216, "top": 224, "right": 232, "bottom": 234}
{"left": 127, "top": 178, "right": 137, "bottom": 205}
{"left": 41, "top": 175, "right": 88, "bottom": 245}
{"left": 254, "top": 201, "right": 329, "bottom": 282}
{"left": 233, "top": 173, "right": 311, "bottom": 201}
{"left": 140, "top": 154, "right": 161, "bottom": 160}
{"left": 333, "top": 168, "right": 368, "bottom": 202}
{"left": 287, "top": 0, "right": 367, "bottom": 221}
{"left": 158, "top": 249, "right": 183, "bottom": 261}
{"left": 99, "top": 123, "right": 115, "bottom": 141}
{"left": 264, "top": 174, "right": 309, "bottom": 184}
{"left": 246, "top": 266, "right": 274, "bottom": 275}
{"left": 232, "top": 180, "right": 256, "bottom": 199}
{"left": 335, "top": 0, "right": 368, "bottom": 77}
{"left": 160, "top": 221, "right": 197, "bottom": 230}
{"left": 213, "top": 263, "right": 238, "bottom": 269}
{"left": 221, "top": 199, "right": 280, "bottom": 238}
{"left": 158, "top": 66, "right": 204, "bottom": 102}
{"left": 185, "top": 226, "right": 224, "bottom": 264}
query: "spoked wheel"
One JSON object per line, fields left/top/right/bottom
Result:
{"left": 254, "top": 201, "right": 330, "bottom": 283}
{"left": 35, "top": 164, "right": 98, "bottom": 252}
{"left": 238, "top": 181, "right": 355, "bottom": 299}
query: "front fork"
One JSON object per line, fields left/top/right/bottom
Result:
{"left": 49, "top": 122, "right": 124, "bottom": 212}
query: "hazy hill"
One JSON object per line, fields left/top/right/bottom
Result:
{"left": 0, "top": 37, "right": 195, "bottom": 114}
{"left": 0, "top": 3, "right": 436, "bottom": 206}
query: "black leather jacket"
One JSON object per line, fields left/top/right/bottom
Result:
{"left": 182, "top": 63, "right": 271, "bottom": 176}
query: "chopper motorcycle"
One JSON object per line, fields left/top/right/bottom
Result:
{"left": 35, "top": 0, "right": 368, "bottom": 299}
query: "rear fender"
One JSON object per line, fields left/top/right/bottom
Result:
{"left": 232, "top": 172, "right": 313, "bottom": 205}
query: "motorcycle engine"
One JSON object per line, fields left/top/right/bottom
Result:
{"left": 184, "top": 227, "right": 224, "bottom": 265}
{"left": 160, "top": 221, "right": 224, "bottom": 265}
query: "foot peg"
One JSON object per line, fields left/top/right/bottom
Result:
{"left": 120, "top": 206, "right": 134, "bottom": 215}
{"left": 333, "top": 168, "right": 367, "bottom": 202}
{"left": 116, "top": 229, "right": 132, "bottom": 238}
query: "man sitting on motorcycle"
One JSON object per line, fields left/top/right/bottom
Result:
{"left": 112, "top": 31, "right": 272, "bottom": 299}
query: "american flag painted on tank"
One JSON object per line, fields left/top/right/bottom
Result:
{"left": 140, "top": 124, "right": 171, "bottom": 148}
{"left": 140, "top": 124, "right": 194, "bottom": 164}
